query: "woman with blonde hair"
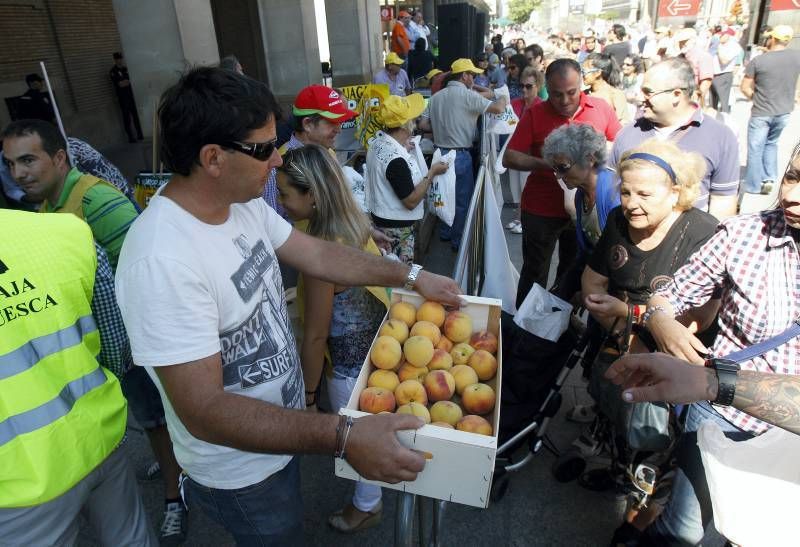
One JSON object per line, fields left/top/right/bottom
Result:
{"left": 276, "top": 144, "right": 389, "bottom": 533}
{"left": 582, "top": 138, "right": 719, "bottom": 346}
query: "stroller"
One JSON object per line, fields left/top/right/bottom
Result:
{"left": 491, "top": 310, "right": 681, "bottom": 531}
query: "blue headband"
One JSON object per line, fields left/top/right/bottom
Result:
{"left": 626, "top": 152, "right": 677, "bottom": 183}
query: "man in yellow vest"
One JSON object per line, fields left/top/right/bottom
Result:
{"left": 2, "top": 119, "right": 187, "bottom": 542}
{"left": 0, "top": 209, "right": 155, "bottom": 545}
{"left": 1, "top": 119, "right": 139, "bottom": 269}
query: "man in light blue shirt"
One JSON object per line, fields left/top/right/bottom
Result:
{"left": 373, "top": 52, "right": 412, "bottom": 96}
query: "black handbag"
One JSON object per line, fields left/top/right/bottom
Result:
{"left": 587, "top": 311, "right": 671, "bottom": 452}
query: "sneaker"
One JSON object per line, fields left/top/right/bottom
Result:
{"left": 510, "top": 222, "right": 523, "bottom": 234}
{"left": 505, "top": 219, "right": 521, "bottom": 230}
{"left": 761, "top": 180, "right": 774, "bottom": 195}
{"left": 136, "top": 461, "right": 161, "bottom": 481}
{"left": 159, "top": 502, "right": 187, "bottom": 546}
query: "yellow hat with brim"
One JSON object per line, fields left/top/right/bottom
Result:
{"left": 766, "top": 25, "right": 794, "bottom": 42}
{"left": 425, "top": 68, "right": 443, "bottom": 80}
{"left": 385, "top": 52, "right": 404, "bottom": 65}
{"left": 379, "top": 93, "right": 426, "bottom": 128}
{"left": 450, "top": 58, "right": 483, "bottom": 74}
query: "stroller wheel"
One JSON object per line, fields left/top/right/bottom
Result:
{"left": 552, "top": 449, "right": 587, "bottom": 483}
{"left": 491, "top": 473, "right": 510, "bottom": 502}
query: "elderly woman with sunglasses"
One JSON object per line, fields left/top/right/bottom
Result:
{"left": 632, "top": 143, "right": 800, "bottom": 546}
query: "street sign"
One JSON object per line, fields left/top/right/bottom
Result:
{"left": 569, "top": 0, "right": 584, "bottom": 15}
{"left": 380, "top": 6, "right": 395, "bottom": 21}
{"left": 771, "top": 0, "right": 800, "bottom": 11}
{"left": 657, "top": 0, "right": 700, "bottom": 17}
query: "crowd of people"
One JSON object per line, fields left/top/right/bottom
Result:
{"left": 1, "top": 10, "right": 799, "bottom": 547}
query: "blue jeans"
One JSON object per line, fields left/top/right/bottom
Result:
{"left": 182, "top": 457, "right": 304, "bottom": 546}
{"left": 438, "top": 149, "right": 475, "bottom": 249}
{"left": 744, "top": 114, "right": 790, "bottom": 193}
{"left": 644, "top": 402, "right": 752, "bottom": 546}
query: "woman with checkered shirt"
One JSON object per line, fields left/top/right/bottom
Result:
{"left": 639, "top": 144, "right": 800, "bottom": 545}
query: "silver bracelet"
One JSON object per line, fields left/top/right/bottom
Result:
{"left": 641, "top": 305, "right": 667, "bottom": 328}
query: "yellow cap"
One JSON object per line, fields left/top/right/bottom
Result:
{"left": 450, "top": 58, "right": 483, "bottom": 74}
{"left": 379, "top": 93, "right": 426, "bottom": 128}
{"left": 385, "top": 52, "right": 404, "bottom": 66}
{"left": 766, "top": 25, "right": 794, "bottom": 42}
{"left": 425, "top": 68, "right": 443, "bottom": 80}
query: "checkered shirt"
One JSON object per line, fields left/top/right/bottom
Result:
{"left": 263, "top": 134, "right": 305, "bottom": 217}
{"left": 91, "top": 243, "right": 132, "bottom": 379}
{"left": 657, "top": 209, "right": 800, "bottom": 434}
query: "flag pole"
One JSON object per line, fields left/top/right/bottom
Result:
{"left": 39, "top": 61, "right": 73, "bottom": 165}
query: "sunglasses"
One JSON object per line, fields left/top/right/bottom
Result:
{"left": 553, "top": 162, "right": 572, "bottom": 174}
{"left": 623, "top": 62, "right": 634, "bottom": 66}
{"left": 222, "top": 138, "right": 278, "bottom": 161}
{"left": 640, "top": 87, "right": 681, "bottom": 99}
{"left": 523, "top": 83, "right": 536, "bottom": 90}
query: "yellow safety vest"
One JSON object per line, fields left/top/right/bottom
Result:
{"left": 0, "top": 210, "right": 127, "bottom": 508}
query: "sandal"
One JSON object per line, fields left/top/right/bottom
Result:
{"left": 328, "top": 501, "right": 383, "bottom": 533}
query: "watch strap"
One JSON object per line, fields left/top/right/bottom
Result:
{"left": 404, "top": 263, "right": 423, "bottom": 291}
{"left": 706, "top": 358, "right": 739, "bottom": 406}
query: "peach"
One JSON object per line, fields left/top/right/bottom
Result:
{"left": 389, "top": 301, "right": 417, "bottom": 327}
{"left": 394, "top": 379, "right": 428, "bottom": 406}
{"left": 423, "top": 369, "right": 456, "bottom": 402}
{"left": 443, "top": 310, "right": 473, "bottom": 343}
{"left": 450, "top": 343, "right": 475, "bottom": 366}
{"left": 416, "top": 301, "right": 446, "bottom": 327}
{"left": 461, "top": 382, "right": 496, "bottom": 415}
{"left": 379, "top": 319, "right": 409, "bottom": 344}
{"left": 468, "top": 349, "right": 498, "bottom": 381}
{"left": 428, "top": 348, "right": 453, "bottom": 371}
{"left": 469, "top": 330, "right": 498, "bottom": 354}
{"left": 410, "top": 320, "right": 441, "bottom": 345}
{"left": 431, "top": 421, "right": 454, "bottom": 429}
{"left": 451, "top": 365, "right": 479, "bottom": 395}
{"left": 396, "top": 402, "right": 431, "bottom": 423}
{"left": 429, "top": 400, "right": 463, "bottom": 426}
{"left": 397, "top": 362, "right": 428, "bottom": 382}
{"left": 370, "top": 335, "right": 403, "bottom": 370}
{"left": 368, "top": 369, "right": 400, "bottom": 392}
{"left": 456, "top": 415, "right": 493, "bottom": 436}
{"left": 359, "top": 387, "right": 396, "bottom": 414}
{"left": 403, "top": 335, "right": 434, "bottom": 368}
{"left": 436, "top": 336, "right": 454, "bottom": 352}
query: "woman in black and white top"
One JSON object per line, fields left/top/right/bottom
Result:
{"left": 366, "top": 93, "right": 448, "bottom": 264}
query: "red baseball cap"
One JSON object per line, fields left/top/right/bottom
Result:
{"left": 292, "top": 85, "right": 357, "bottom": 123}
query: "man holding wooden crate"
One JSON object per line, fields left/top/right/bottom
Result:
{"left": 115, "top": 66, "right": 463, "bottom": 544}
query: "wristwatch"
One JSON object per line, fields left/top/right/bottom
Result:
{"left": 705, "top": 358, "right": 740, "bottom": 406}
{"left": 404, "top": 263, "right": 423, "bottom": 291}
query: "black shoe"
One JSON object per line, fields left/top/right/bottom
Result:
{"left": 578, "top": 467, "right": 619, "bottom": 491}
{"left": 159, "top": 502, "right": 187, "bottom": 546}
{"left": 610, "top": 521, "right": 642, "bottom": 547}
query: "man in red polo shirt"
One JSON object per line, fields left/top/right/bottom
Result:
{"left": 503, "top": 58, "right": 621, "bottom": 307}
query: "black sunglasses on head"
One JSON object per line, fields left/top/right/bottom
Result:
{"left": 221, "top": 138, "right": 278, "bottom": 161}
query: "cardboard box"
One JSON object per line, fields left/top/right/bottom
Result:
{"left": 335, "top": 289, "right": 502, "bottom": 508}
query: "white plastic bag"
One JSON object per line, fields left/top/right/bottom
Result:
{"left": 408, "top": 135, "right": 429, "bottom": 179}
{"left": 698, "top": 421, "right": 800, "bottom": 547}
{"left": 494, "top": 135, "right": 510, "bottom": 175}
{"left": 428, "top": 149, "right": 456, "bottom": 227}
{"left": 556, "top": 177, "right": 578, "bottom": 222}
{"left": 485, "top": 85, "right": 519, "bottom": 135}
{"left": 513, "top": 283, "right": 572, "bottom": 342}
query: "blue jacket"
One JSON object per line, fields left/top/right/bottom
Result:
{"left": 574, "top": 167, "right": 619, "bottom": 255}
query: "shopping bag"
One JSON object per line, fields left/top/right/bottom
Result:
{"left": 494, "top": 135, "right": 510, "bottom": 175}
{"left": 428, "top": 148, "right": 456, "bottom": 227}
{"left": 513, "top": 283, "right": 572, "bottom": 342}
{"left": 408, "top": 135, "right": 429, "bottom": 179}
{"left": 698, "top": 421, "right": 800, "bottom": 547}
{"left": 485, "top": 85, "right": 519, "bottom": 135}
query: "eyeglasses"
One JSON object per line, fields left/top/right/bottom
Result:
{"left": 581, "top": 68, "right": 600, "bottom": 76}
{"left": 553, "top": 162, "right": 572, "bottom": 174}
{"left": 640, "top": 87, "right": 680, "bottom": 99}
{"left": 523, "top": 83, "right": 536, "bottom": 90}
{"left": 221, "top": 138, "right": 278, "bottom": 161}
{"left": 623, "top": 62, "right": 634, "bottom": 66}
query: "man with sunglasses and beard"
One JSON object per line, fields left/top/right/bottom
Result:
{"left": 115, "top": 67, "right": 463, "bottom": 545}
{"left": 503, "top": 58, "right": 620, "bottom": 308}
{"left": 610, "top": 57, "right": 740, "bottom": 220}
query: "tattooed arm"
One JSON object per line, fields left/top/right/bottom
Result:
{"left": 605, "top": 353, "right": 800, "bottom": 435}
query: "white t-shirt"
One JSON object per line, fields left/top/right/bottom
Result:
{"left": 115, "top": 191, "right": 302, "bottom": 489}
